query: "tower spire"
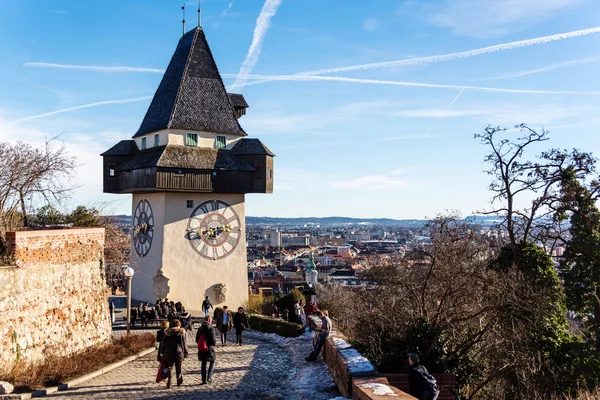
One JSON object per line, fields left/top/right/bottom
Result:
{"left": 181, "top": 4, "right": 186, "bottom": 36}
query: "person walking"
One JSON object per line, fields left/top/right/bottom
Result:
{"left": 408, "top": 353, "right": 440, "bottom": 400}
{"left": 305, "top": 310, "right": 331, "bottom": 361}
{"left": 233, "top": 307, "right": 250, "bottom": 345}
{"left": 158, "top": 319, "right": 188, "bottom": 389}
{"left": 202, "top": 296, "right": 213, "bottom": 317}
{"left": 178, "top": 307, "right": 192, "bottom": 331}
{"left": 216, "top": 306, "right": 233, "bottom": 346}
{"left": 156, "top": 320, "right": 169, "bottom": 351}
{"left": 196, "top": 315, "right": 217, "bottom": 385}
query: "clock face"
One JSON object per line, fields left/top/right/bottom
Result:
{"left": 132, "top": 198, "right": 154, "bottom": 257}
{"left": 186, "top": 199, "right": 242, "bottom": 260}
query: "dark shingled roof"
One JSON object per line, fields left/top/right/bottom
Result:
{"left": 228, "top": 93, "right": 249, "bottom": 108}
{"left": 231, "top": 138, "right": 275, "bottom": 157}
{"left": 134, "top": 28, "right": 246, "bottom": 138}
{"left": 100, "top": 140, "right": 137, "bottom": 156}
{"left": 116, "top": 145, "right": 254, "bottom": 172}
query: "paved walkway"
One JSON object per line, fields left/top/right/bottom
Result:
{"left": 47, "top": 331, "right": 340, "bottom": 400}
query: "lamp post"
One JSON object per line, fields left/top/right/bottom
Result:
{"left": 122, "top": 266, "right": 135, "bottom": 335}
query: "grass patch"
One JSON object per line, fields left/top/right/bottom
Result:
{"left": 0, "top": 333, "right": 155, "bottom": 393}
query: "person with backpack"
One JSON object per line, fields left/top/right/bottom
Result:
{"left": 233, "top": 307, "right": 250, "bottom": 345}
{"left": 408, "top": 353, "right": 440, "bottom": 400}
{"left": 196, "top": 315, "right": 217, "bottom": 385}
{"left": 202, "top": 296, "right": 213, "bottom": 317}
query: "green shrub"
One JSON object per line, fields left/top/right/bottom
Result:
{"left": 248, "top": 314, "right": 304, "bottom": 337}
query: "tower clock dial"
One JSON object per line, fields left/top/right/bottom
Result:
{"left": 132, "top": 198, "right": 154, "bottom": 257}
{"left": 186, "top": 199, "right": 241, "bottom": 260}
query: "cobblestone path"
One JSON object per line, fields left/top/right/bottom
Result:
{"left": 47, "top": 334, "right": 306, "bottom": 400}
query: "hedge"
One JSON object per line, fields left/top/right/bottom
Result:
{"left": 213, "top": 308, "right": 304, "bottom": 337}
{"left": 248, "top": 314, "right": 305, "bottom": 337}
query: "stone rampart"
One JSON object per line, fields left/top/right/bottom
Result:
{"left": 307, "top": 315, "right": 413, "bottom": 399}
{"left": 0, "top": 229, "right": 111, "bottom": 367}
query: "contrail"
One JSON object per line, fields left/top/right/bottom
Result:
{"left": 221, "top": 73, "right": 600, "bottom": 95}
{"left": 10, "top": 96, "right": 152, "bottom": 124}
{"left": 447, "top": 87, "right": 466, "bottom": 108}
{"left": 473, "top": 57, "right": 598, "bottom": 81}
{"left": 425, "top": 87, "right": 465, "bottom": 137}
{"left": 236, "top": 25, "right": 600, "bottom": 86}
{"left": 24, "top": 62, "right": 165, "bottom": 73}
{"left": 229, "top": 0, "right": 283, "bottom": 91}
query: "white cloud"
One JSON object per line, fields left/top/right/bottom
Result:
{"left": 474, "top": 57, "right": 598, "bottom": 80}
{"left": 333, "top": 174, "right": 408, "bottom": 191}
{"left": 229, "top": 0, "right": 283, "bottom": 91}
{"left": 236, "top": 25, "right": 600, "bottom": 83}
{"left": 224, "top": 73, "right": 600, "bottom": 95}
{"left": 24, "top": 62, "right": 164, "bottom": 73}
{"left": 393, "top": 108, "right": 490, "bottom": 118}
{"left": 362, "top": 18, "right": 379, "bottom": 32}
{"left": 0, "top": 112, "right": 130, "bottom": 214}
{"left": 9, "top": 96, "right": 152, "bottom": 124}
{"left": 429, "top": 0, "right": 585, "bottom": 37}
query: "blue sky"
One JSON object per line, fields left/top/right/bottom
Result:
{"left": 1, "top": 0, "right": 600, "bottom": 219}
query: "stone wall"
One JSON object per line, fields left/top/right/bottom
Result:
{"left": 307, "top": 316, "right": 409, "bottom": 399}
{"left": 0, "top": 229, "right": 111, "bottom": 367}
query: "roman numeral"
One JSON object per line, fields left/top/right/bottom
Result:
{"left": 211, "top": 201, "right": 219, "bottom": 211}
{"left": 228, "top": 215, "right": 237, "bottom": 223}
{"left": 200, "top": 244, "right": 208, "bottom": 255}
{"left": 227, "top": 236, "right": 237, "bottom": 247}
{"left": 200, "top": 205, "right": 209, "bottom": 214}
{"left": 213, "top": 247, "right": 220, "bottom": 258}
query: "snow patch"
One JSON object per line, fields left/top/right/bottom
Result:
{"left": 339, "top": 348, "right": 375, "bottom": 374}
{"left": 360, "top": 383, "right": 399, "bottom": 396}
{"left": 245, "top": 330, "right": 338, "bottom": 399}
{"left": 331, "top": 337, "right": 352, "bottom": 349}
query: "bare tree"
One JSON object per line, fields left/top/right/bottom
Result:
{"left": 475, "top": 125, "right": 597, "bottom": 251}
{"left": 0, "top": 138, "right": 77, "bottom": 230}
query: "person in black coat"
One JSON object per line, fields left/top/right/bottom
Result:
{"left": 196, "top": 315, "right": 217, "bottom": 384}
{"left": 408, "top": 353, "right": 437, "bottom": 400}
{"left": 233, "top": 307, "right": 250, "bottom": 345}
{"left": 159, "top": 319, "right": 188, "bottom": 389}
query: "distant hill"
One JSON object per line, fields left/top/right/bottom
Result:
{"left": 108, "top": 215, "right": 502, "bottom": 227}
{"left": 246, "top": 216, "right": 427, "bottom": 227}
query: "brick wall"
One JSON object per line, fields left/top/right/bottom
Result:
{"left": 0, "top": 229, "right": 112, "bottom": 367}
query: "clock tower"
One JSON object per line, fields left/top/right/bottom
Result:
{"left": 100, "top": 27, "right": 274, "bottom": 312}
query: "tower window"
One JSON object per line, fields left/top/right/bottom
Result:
{"left": 186, "top": 200, "right": 193, "bottom": 208}
{"left": 109, "top": 168, "right": 115, "bottom": 177}
{"left": 215, "top": 136, "right": 226, "bottom": 149}
{"left": 269, "top": 168, "right": 272, "bottom": 179}
{"left": 154, "top": 134, "right": 159, "bottom": 147}
{"left": 141, "top": 137, "right": 147, "bottom": 150}
{"left": 186, "top": 133, "right": 198, "bottom": 147}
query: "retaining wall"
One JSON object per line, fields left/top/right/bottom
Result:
{"left": 0, "top": 229, "right": 111, "bottom": 367}
{"left": 307, "top": 315, "right": 415, "bottom": 399}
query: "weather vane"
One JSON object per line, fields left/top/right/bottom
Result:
{"left": 181, "top": 4, "right": 186, "bottom": 36}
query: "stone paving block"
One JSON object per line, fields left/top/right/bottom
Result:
{"left": 45, "top": 334, "right": 299, "bottom": 399}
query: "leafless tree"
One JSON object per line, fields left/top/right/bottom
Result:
{"left": 0, "top": 138, "right": 77, "bottom": 231}
{"left": 475, "top": 124, "right": 597, "bottom": 252}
